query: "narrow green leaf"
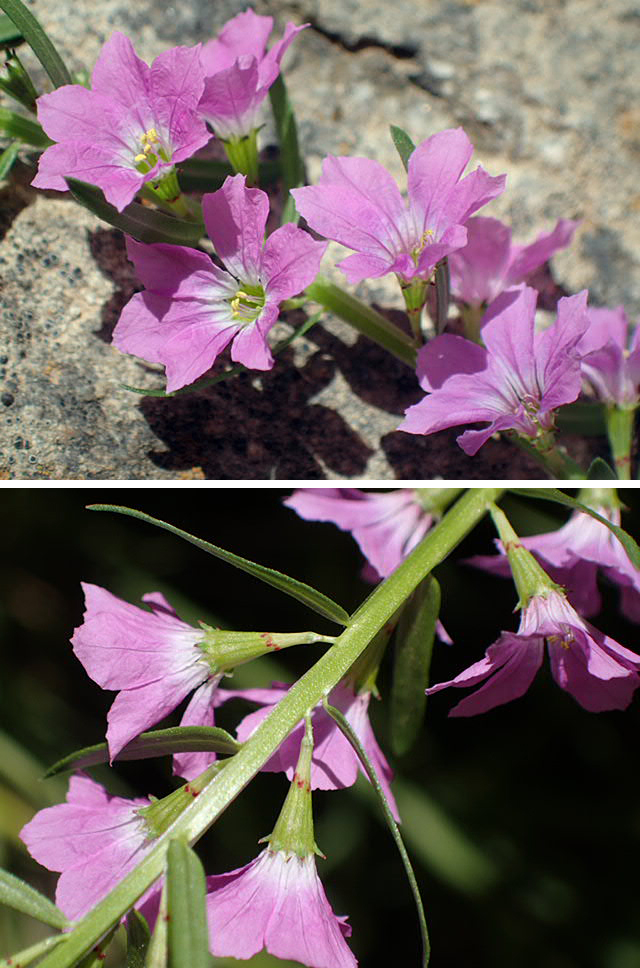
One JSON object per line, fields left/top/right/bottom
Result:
{"left": 556, "top": 399, "right": 607, "bottom": 436}
{"left": 269, "top": 73, "right": 305, "bottom": 224}
{"left": 0, "top": 140, "right": 19, "bottom": 180}
{"left": 390, "top": 576, "right": 440, "bottom": 757}
{"left": 0, "top": 934, "right": 66, "bottom": 968}
{"left": 0, "top": 10, "right": 22, "bottom": 44}
{"left": 76, "top": 926, "right": 118, "bottom": 968}
{"left": 306, "top": 276, "right": 417, "bottom": 368}
{"left": 390, "top": 124, "right": 416, "bottom": 171}
{"left": 166, "top": 840, "right": 210, "bottom": 968}
{"left": 125, "top": 910, "right": 151, "bottom": 968}
{"left": 586, "top": 457, "right": 617, "bottom": 480}
{"left": 433, "top": 258, "right": 450, "bottom": 334}
{"left": 0, "top": 0, "right": 71, "bottom": 87}
{"left": 511, "top": 487, "right": 640, "bottom": 568}
{"left": 178, "top": 157, "right": 280, "bottom": 193}
{"left": 323, "top": 700, "right": 430, "bottom": 967}
{"left": 0, "top": 868, "right": 68, "bottom": 929}
{"left": 86, "top": 505, "right": 351, "bottom": 626}
{"left": 0, "top": 106, "right": 51, "bottom": 145}
{"left": 65, "top": 179, "right": 203, "bottom": 245}
{"left": 45, "top": 726, "right": 241, "bottom": 777}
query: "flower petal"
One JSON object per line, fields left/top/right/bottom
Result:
{"left": 202, "top": 174, "right": 269, "bottom": 282}
{"left": 262, "top": 223, "right": 327, "bottom": 301}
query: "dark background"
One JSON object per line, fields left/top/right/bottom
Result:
{"left": 1, "top": 487, "right": 640, "bottom": 968}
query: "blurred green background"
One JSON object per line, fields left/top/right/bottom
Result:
{"left": 1, "top": 486, "right": 640, "bottom": 968}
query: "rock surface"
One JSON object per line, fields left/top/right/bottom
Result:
{"left": 1, "top": 0, "right": 636, "bottom": 479}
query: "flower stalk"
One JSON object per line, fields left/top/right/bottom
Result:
{"left": 36, "top": 487, "right": 503, "bottom": 968}
{"left": 606, "top": 404, "right": 636, "bottom": 480}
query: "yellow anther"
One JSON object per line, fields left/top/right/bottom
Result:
{"left": 134, "top": 153, "right": 147, "bottom": 163}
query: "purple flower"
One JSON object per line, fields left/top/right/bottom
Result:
{"left": 285, "top": 488, "right": 434, "bottom": 581}
{"left": 426, "top": 589, "right": 640, "bottom": 715}
{"left": 20, "top": 774, "right": 160, "bottom": 922}
{"left": 577, "top": 305, "right": 640, "bottom": 407}
{"left": 112, "top": 174, "right": 326, "bottom": 391}
{"left": 234, "top": 681, "right": 400, "bottom": 821}
{"left": 70, "top": 583, "right": 217, "bottom": 768}
{"left": 206, "top": 849, "right": 355, "bottom": 968}
{"left": 32, "top": 32, "right": 210, "bottom": 211}
{"left": 291, "top": 128, "right": 506, "bottom": 285}
{"left": 449, "top": 216, "right": 579, "bottom": 308}
{"left": 198, "top": 10, "right": 306, "bottom": 140}
{"left": 469, "top": 500, "right": 640, "bottom": 621}
{"left": 399, "top": 286, "right": 589, "bottom": 455}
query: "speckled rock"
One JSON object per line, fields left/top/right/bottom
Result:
{"left": 1, "top": 0, "right": 635, "bottom": 479}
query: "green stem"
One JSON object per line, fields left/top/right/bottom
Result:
{"left": 507, "top": 432, "right": 586, "bottom": 480}
{"left": 306, "top": 276, "right": 417, "bottom": 368}
{"left": 222, "top": 130, "right": 259, "bottom": 187}
{"left": 606, "top": 404, "right": 636, "bottom": 480}
{"left": 36, "top": 488, "right": 503, "bottom": 968}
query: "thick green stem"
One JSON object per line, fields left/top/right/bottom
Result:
{"left": 507, "top": 431, "right": 586, "bottom": 480}
{"left": 37, "top": 487, "right": 503, "bottom": 968}
{"left": 606, "top": 404, "right": 636, "bottom": 480}
{"left": 306, "top": 276, "right": 417, "bottom": 368}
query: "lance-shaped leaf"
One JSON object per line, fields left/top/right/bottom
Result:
{"left": 390, "top": 124, "right": 416, "bottom": 172}
{"left": 0, "top": 107, "right": 51, "bottom": 146}
{"left": 126, "top": 911, "right": 151, "bottom": 968}
{"left": 0, "top": 935, "right": 66, "bottom": 968}
{"left": 269, "top": 73, "right": 305, "bottom": 224}
{"left": 556, "top": 400, "right": 607, "bottom": 436}
{"left": 65, "top": 179, "right": 203, "bottom": 246}
{"left": 166, "top": 840, "right": 210, "bottom": 968}
{"left": 0, "top": 868, "right": 68, "bottom": 929}
{"left": 511, "top": 487, "right": 640, "bottom": 568}
{"left": 586, "top": 457, "right": 617, "bottom": 480}
{"left": 87, "top": 505, "right": 351, "bottom": 626}
{"left": 0, "top": 0, "right": 70, "bottom": 87}
{"left": 323, "top": 699, "right": 430, "bottom": 968}
{"left": 0, "top": 10, "right": 22, "bottom": 44}
{"left": 390, "top": 576, "right": 440, "bottom": 757}
{"left": 0, "top": 140, "right": 19, "bottom": 181}
{"left": 45, "top": 726, "right": 241, "bottom": 777}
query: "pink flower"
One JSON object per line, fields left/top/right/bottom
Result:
{"left": 426, "top": 589, "right": 640, "bottom": 715}
{"left": 70, "top": 582, "right": 219, "bottom": 771}
{"left": 206, "top": 849, "right": 355, "bottom": 968}
{"left": 399, "top": 286, "right": 589, "bottom": 455}
{"left": 285, "top": 488, "right": 433, "bottom": 581}
{"left": 113, "top": 174, "right": 326, "bottom": 392}
{"left": 234, "top": 681, "right": 400, "bottom": 821}
{"left": 469, "top": 501, "right": 640, "bottom": 621}
{"left": 578, "top": 306, "right": 640, "bottom": 407}
{"left": 19, "top": 774, "right": 160, "bottom": 922}
{"left": 32, "top": 33, "right": 210, "bottom": 211}
{"left": 291, "top": 128, "right": 505, "bottom": 285}
{"left": 198, "top": 10, "right": 306, "bottom": 140}
{"left": 448, "top": 216, "right": 579, "bottom": 309}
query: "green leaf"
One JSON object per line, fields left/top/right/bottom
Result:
{"left": 166, "top": 840, "right": 211, "bottom": 968}
{"left": 269, "top": 73, "right": 305, "bottom": 224}
{"left": 323, "top": 700, "right": 430, "bottom": 967}
{"left": 65, "top": 179, "right": 203, "bottom": 245}
{"left": 0, "top": 140, "right": 19, "bottom": 180}
{"left": 433, "top": 259, "right": 450, "bottom": 335}
{"left": 87, "top": 505, "right": 351, "bottom": 626}
{"left": 586, "top": 457, "right": 617, "bottom": 480}
{"left": 0, "top": 935, "right": 66, "bottom": 968}
{"left": 306, "top": 276, "right": 417, "bottom": 368}
{"left": 0, "top": 868, "right": 68, "bottom": 929}
{"left": 76, "top": 926, "right": 118, "bottom": 968}
{"left": 177, "top": 157, "right": 280, "bottom": 193}
{"left": 0, "top": 0, "right": 71, "bottom": 87}
{"left": 0, "top": 10, "right": 22, "bottom": 44}
{"left": 556, "top": 399, "right": 607, "bottom": 436}
{"left": 390, "top": 124, "right": 416, "bottom": 171}
{"left": 0, "top": 106, "right": 51, "bottom": 145}
{"left": 125, "top": 910, "right": 151, "bottom": 968}
{"left": 511, "top": 487, "right": 640, "bottom": 568}
{"left": 390, "top": 576, "right": 440, "bottom": 757}
{"left": 45, "top": 726, "right": 241, "bottom": 777}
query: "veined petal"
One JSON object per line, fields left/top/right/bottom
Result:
{"left": 435, "top": 166, "right": 506, "bottom": 233}
{"left": 263, "top": 223, "right": 327, "bottom": 301}
{"left": 399, "top": 370, "right": 503, "bottom": 437}
{"left": 536, "top": 290, "right": 589, "bottom": 409}
{"left": 32, "top": 141, "right": 144, "bottom": 211}
{"left": 200, "top": 10, "right": 274, "bottom": 74}
{"left": 230, "top": 302, "right": 278, "bottom": 370}
{"left": 257, "top": 22, "right": 307, "bottom": 89}
{"left": 414, "top": 224, "right": 468, "bottom": 278}
{"left": 415, "top": 333, "right": 488, "bottom": 391}
{"left": 202, "top": 174, "right": 269, "bottom": 282}
{"left": 173, "top": 678, "right": 221, "bottom": 780}
{"left": 292, "top": 155, "right": 407, "bottom": 260}
{"left": 407, "top": 128, "right": 474, "bottom": 229}
{"left": 480, "top": 286, "right": 538, "bottom": 396}
{"left": 91, "top": 32, "right": 153, "bottom": 117}
{"left": 448, "top": 216, "right": 513, "bottom": 305}
{"left": 198, "top": 58, "right": 262, "bottom": 140}
{"left": 548, "top": 636, "right": 640, "bottom": 711}
{"left": 36, "top": 84, "right": 125, "bottom": 145}
{"left": 336, "top": 251, "right": 395, "bottom": 284}
{"left": 125, "top": 236, "right": 235, "bottom": 299}
{"left": 506, "top": 218, "right": 580, "bottom": 285}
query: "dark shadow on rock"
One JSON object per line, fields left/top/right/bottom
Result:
{"left": 87, "top": 228, "right": 140, "bottom": 342}
{"left": 382, "top": 427, "right": 545, "bottom": 479}
{"left": 139, "top": 345, "right": 374, "bottom": 479}
{"left": 306, "top": 308, "right": 422, "bottom": 415}
{"left": 0, "top": 160, "right": 39, "bottom": 241}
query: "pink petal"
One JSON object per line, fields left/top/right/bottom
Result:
{"left": 198, "top": 58, "right": 262, "bottom": 139}
{"left": 202, "top": 174, "right": 269, "bottom": 282}
{"left": 262, "top": 223, "right": 327, "bottom": 301}
{"left": 229, "top": 303, "right": 278, "bottom": 370}
{"left": 173, "top": 678, "right": 221, "bottom": 780}
{"left": 200, "top": 11, "right": 274, "bottom": 74}
{"left": 91, "top": 32, "right": 152, "bottom": 113}
{"left": 407, "top": 128, "right": 474, "bottom": 229}
{"left": 505, "top": 218, "right": 580, "bottom": 285}
{"left": 125, "top": 236, "right": 232, "bottom": 299}
{"left": 32, "top": 141, "right": 144, "bottom": 211}
{"left": 257, "top": 22, "right": 308, "bottom": 89}
{"left": 448, "top": 216, "right": 512, "bottom": 305}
